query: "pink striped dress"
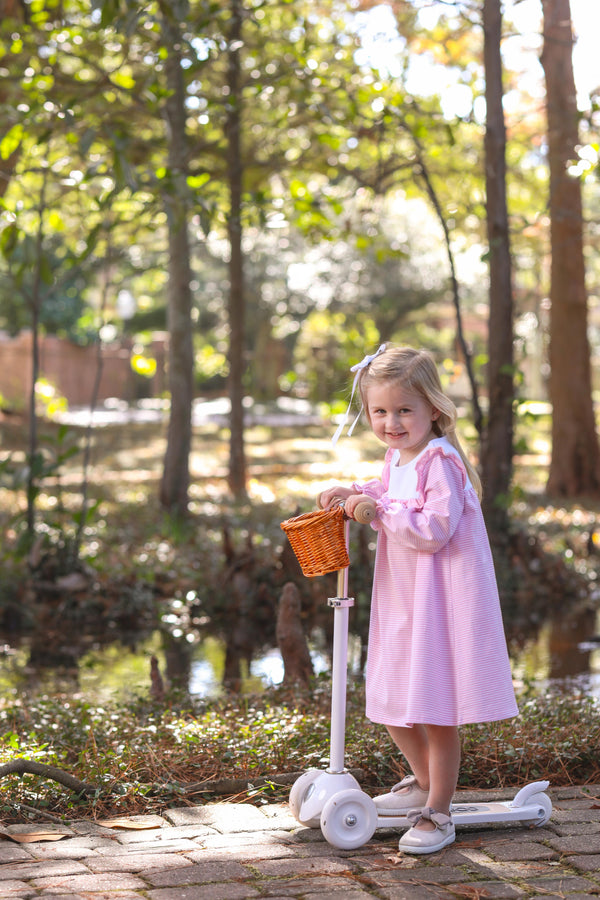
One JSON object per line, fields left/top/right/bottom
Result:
{"left": 355, "top": 437, "right": 518, "bottom": 728}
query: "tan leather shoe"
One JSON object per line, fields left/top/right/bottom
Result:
{"left": 372, "top": 775, "right": 429, "bottom": 816}
{"left": 398, "top": 807, "right": 455, "bottom": 854}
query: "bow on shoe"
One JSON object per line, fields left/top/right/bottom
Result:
{"left": 407, "top": 807, "right": 452, "bottom": 828}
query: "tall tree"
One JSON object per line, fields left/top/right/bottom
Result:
{"left": 224, "top": 0, "right": 247, "bottom": 501}
{"left": 480, "top": 0, "right": 514, "bottom": 533}
{"left": 541, "top": 0, "right": 600, "bottom": 497}
{"left": 158, "top": 4, "right": 195, "bottom": 515}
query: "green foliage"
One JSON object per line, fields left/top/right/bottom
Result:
{"left": 123, "top": 304, "right": 168, "bottom": 335}
{"left": 195, "top": 343, "right": 228, "bottom": 391}
{"left": 0, "top": 223, "right": 89, "bottom": 338}
{"left": 130, "top": 352, "right": 157, "bottom": 379}
{"left": 0, "top": 422, "right": 89, "bottom": 559}
{"left": 0, "top": 0, "right": 500, "bottom": 404}
{"left": 0, "top": 684, "right": 597, "bottom": 821}
{"left": 461, "top": 691, "right": 600, "bottom": 787}
{"left": 291, "top": 309, "right": 381, "bottom": 403}
{"left": 34, "top": 379, "right": 69, "bottom": 419}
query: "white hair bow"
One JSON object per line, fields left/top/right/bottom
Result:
{"left": 331, "top": 344, "right": 386, "bottom": 446}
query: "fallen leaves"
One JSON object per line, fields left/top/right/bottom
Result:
{"left": 0, "top": 814, "right": 165, "bottom": 841}
{"left": 0, "top": 829, "right": 71, "bottom": 844}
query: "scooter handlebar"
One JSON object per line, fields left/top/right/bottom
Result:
{"left": 353, "top": 499, "right": 377, "bottom": 524}
{"left": 316, "top": 493, "right": 376, "bottom": 524}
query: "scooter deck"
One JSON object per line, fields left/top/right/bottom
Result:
{"left": 377, "top": 799, "right": 547, "bottom": 828}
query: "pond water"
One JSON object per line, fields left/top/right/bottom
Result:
{"left": 510, "top": 604, "right": 600, "bottom": 701}
{"left": 0, "top": 604, "right": 599, "bottom": 705}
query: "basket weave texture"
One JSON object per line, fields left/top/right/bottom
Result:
{"left": 280, "top": 506, "right": 349, "bottom": 577}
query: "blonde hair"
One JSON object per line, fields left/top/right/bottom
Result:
{"left": 357, "top": 345, "right": 482, "bottom": 499}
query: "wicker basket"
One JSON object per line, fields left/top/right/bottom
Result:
{"left": 280, "top": 506, "right": 349, "bottom": 577}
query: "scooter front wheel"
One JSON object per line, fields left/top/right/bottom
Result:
{"left": 320, "top": 789, "right": 378, "bottom": 850}
{"left": 289, "top": 770, "right": 323, "bottom": 828}
{"left": 510, "top": 781, "right": 553, "bottom": 827}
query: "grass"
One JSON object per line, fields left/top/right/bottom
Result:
{"left": 0, "top": 406, "right": 599, "bottom": 823}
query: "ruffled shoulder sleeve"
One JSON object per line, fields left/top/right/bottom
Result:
{"left": 414, "top": 443, "right": 467, "bottom": 498}
{"left": 370, "top": 443, "right": 468, "bottom": 551}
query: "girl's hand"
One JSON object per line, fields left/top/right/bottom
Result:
{"left": 317, "top": 486, "right": 354, "bottom": 509}
{"left": 344, "top": 494, "right": 377, "bottom": 524}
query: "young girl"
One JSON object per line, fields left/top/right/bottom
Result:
{"left": 320, "top": 344, "right": 518, "bottom": 854}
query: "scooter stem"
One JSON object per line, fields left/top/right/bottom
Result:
{"left": 328, "top": 519, "right": 353, "bottom": 774}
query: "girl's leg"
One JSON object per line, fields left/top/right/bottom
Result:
{"left": 385, "top": 724, "right": 430, "bottom": 791}
{"left": 423, "top": 724, "right": 461, "bottom": 816}
{"left": 386, "top": 723, "right": 460, "bottom": 829}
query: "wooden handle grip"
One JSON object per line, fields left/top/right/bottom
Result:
{"left": 353, "top": 499, "right": 376, "bottom": 524}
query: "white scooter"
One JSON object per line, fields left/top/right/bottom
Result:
{"left": 288, "top": 500, "right": 552, "bottom": 851}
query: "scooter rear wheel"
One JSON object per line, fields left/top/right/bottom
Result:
{"left": 523, "top": 791, "right": 552, "bottom": 827}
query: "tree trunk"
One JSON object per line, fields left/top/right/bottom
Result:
{"left": 225, "top": 0, "right": 248, "bottom": 501}
{"left": 480, "top": 0, "right": 514, "bottom": 535}
{"left": 24, "top": 162, "right": 52, "bottom": 540}
{"left": 541, "top": 0, "right": 600, "bottom": 497}
{"left": 159, "top": 11, "right": 194, "bottom": 515}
